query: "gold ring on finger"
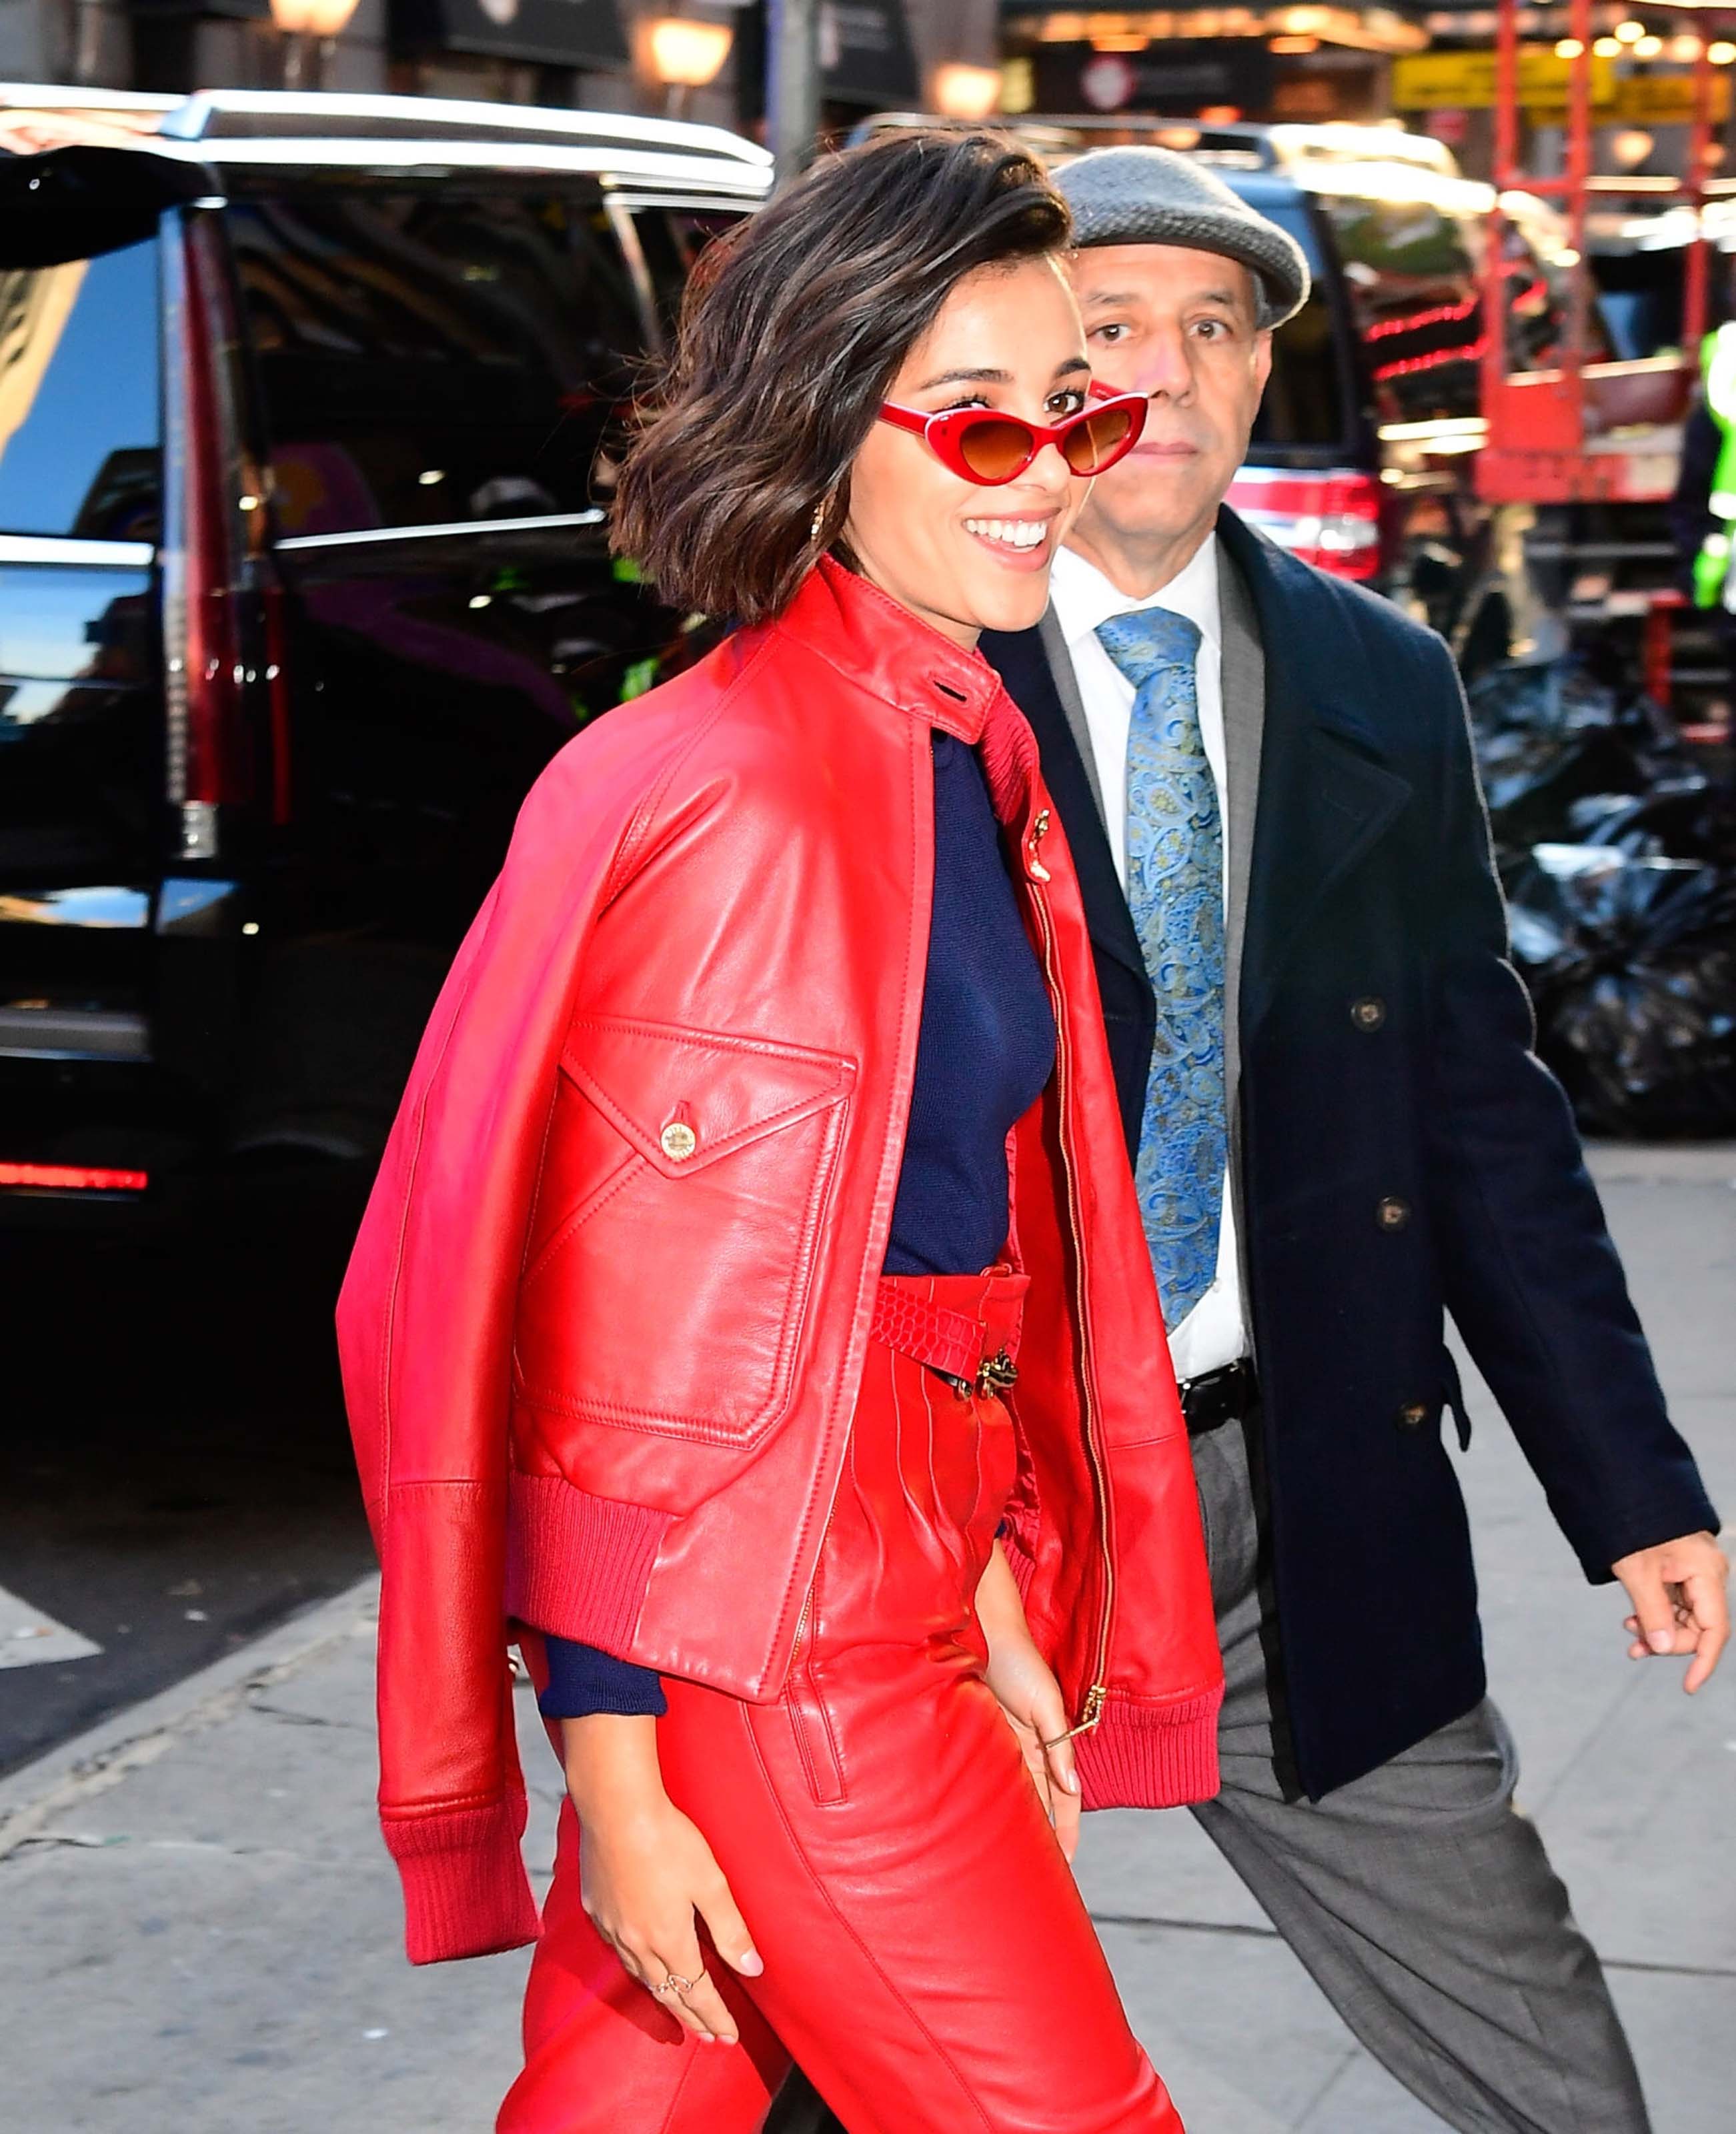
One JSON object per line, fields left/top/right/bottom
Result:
{"left": 654, "top": 1972, "right": 697, "bottom": 1997}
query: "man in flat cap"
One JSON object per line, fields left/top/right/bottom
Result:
{"left": 974, "top": 147, "right": 1727, "bottom": 2132}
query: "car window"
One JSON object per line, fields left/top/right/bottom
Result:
{"left": 227, "top": 189, "right": 646, "bottom": 538}
{"left": 1324, "top": 197, "right": 1482, "bottom": 424}
{"left": 0, "top": 235, "right": 161, "bottom": 542}
{"left": 630, "top": 206, "right": 744, "bottom": 340}
{"left": 1247, "top": 200, "right": 1347, "bottom": 450}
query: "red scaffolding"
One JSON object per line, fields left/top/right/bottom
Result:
{"left": 1477, "top": 0, "right": 1726, "bottom": 505}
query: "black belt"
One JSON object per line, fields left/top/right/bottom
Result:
{"left": 1178, "top": 1358, "right": 1258, "bottom": 1437}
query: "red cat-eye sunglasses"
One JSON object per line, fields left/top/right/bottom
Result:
{"left": 876, "top": 391, "right": 1147, "bottom": 487}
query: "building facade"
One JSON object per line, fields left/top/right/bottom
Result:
{"left": 0, "top": 0, "right": 998, "bottom": 132}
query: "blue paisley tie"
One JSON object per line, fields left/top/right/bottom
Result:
{"left": 1096, "top": 608, "right": 1226, "bottom": 1329}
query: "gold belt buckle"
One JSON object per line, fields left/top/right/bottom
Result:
{"left": 975, "top": 1347, "right": 1018, "bottom": 1398}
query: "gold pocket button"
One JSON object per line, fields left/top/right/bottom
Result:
{"left": 659, "top": 1121, "right": 698, "bottom": 1161}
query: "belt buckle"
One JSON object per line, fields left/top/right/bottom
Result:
{"left": 975, "top": 1347, "right": 1018, "bottom": 1398}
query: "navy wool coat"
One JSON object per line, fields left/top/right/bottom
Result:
{"left": 983, "top": 507, "right": 1718, "bottom": 1799}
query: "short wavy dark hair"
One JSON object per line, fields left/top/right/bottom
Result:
{"left": 611, "top": 130, "right": 1072, "bottom": 625}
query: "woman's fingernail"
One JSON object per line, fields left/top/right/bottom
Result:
{"left": 1648, "top": 1629, "right": 1675, "bottom": 1653}
{"left": 738, "top": 1951, "right": 764, "bottom": 1977}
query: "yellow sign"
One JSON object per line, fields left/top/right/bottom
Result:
{"left": 1612, "top": 75, "right": 1731, "bottom": 123}
{"left": 1393, "top": 48, "right": 1728, "bottom": 121}
{"left": 1393, "top": 50, "right": 1614, "bottom": 111}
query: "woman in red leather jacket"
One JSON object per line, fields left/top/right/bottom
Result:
{"left": 337, "top": 130, "right": 1222, "bottom": 2133}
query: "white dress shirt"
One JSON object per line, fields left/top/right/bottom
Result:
{"left": 1047, "top": 534, "right": 1250, "bottom": 1380}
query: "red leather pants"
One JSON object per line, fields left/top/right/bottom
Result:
{"left": 500, "top": 1271, "right": 1182, "bottom": 2134}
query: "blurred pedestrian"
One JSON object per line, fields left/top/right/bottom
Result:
{"left": 336, "top": 131, "right": 1223, "bottom": 2133}
{"left": 1670, "top": 305, "right": 1736, "bottom": 711}
{"left": 975, "top": 145, "right": 1729, "bottom": 2134}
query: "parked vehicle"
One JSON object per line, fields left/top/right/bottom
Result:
{"left": 0, "top": 88, "right": 768, "bottom": 1220}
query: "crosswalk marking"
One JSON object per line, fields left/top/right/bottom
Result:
{"left": 0, "top": 1582, "right": 101, "bottom": 1669}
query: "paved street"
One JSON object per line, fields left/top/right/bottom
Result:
{"left": 0, "top": 1169, "right": 374, "bottom": 1775}
{"left": 1, "top": 1143, "right": 1731, "bottom": 2133}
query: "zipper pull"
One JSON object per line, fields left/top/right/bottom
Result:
{"left": 1050, "top": 1682, "right": 1108, "bottom": 1743}
{"left": 1027, "top": 806, "right": 1052, "bottom": 883}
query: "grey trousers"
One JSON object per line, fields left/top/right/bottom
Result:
{"left": 1189, "top": 1412, "right": 1650, "bottom": 2134}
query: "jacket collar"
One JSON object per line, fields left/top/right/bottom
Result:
{"left": 1214, "top": 508, "right": 1393, "bottom": 762}
{"left": 773, "top": 556, "right": 1039, "bottom": 826}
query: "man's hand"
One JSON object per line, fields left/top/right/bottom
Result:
{"left": 1612, "top": 1532, "right": 1729, "bottom": 1693}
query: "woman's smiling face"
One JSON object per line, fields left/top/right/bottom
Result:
{"left": 841, "top": 255, "right": 1092, "bottom": 648}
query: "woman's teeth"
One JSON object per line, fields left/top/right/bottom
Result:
{"left": 964, "top": 519, "right": 1047, "bottom": 550}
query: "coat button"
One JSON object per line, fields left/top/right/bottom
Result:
{"left": 1351, "top": 995, "right": 1387, "bottom": 1031}
{"left": 659, "top": 1121, "right": 698, "bottom": 1161}
{"left": 1376, "top": 1195, "right": 1411, "bottom": 1231}
{"left": 1397, "top": 1401, "right": 1430, "bottom": 1430}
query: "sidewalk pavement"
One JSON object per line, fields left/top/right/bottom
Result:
{"left": 3, "top": 1144, "right": 1733, "bottom": 2134}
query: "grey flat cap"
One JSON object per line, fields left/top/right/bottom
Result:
{"left": 1056, "top": 147, "right": 1310, "bottom": 330}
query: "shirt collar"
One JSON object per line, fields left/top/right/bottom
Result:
{"left": 1049, "top": 531, "right": 1221, "bottom": 660}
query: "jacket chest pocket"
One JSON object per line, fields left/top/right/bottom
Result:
{"left": 514, "top": 1015, "right": 856, "bottom": 1446}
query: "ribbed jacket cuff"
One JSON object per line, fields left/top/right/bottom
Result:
{"left": 382, "top": 1796, "right": 542, "bottom": 1965}
{"left": 1075, "top": 1687, "right": 1224, "bottom": 1811}
{"left": 506, "top": 1471, "right": 671, "bottom": 1653}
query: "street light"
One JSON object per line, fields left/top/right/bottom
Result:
{"left": 268, "top": 0, "right": 359, "bottom": 89}
{"left": 648, "top": 17, "right": 734, "bottom": 117}
{"left": 932, "top": 64, "right": 1001, "bottom": 123}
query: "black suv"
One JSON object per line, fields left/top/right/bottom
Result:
{"left": 0, "top": 89, "right": 766, "bottom": 1219}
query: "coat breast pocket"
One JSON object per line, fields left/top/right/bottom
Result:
{"left": 514, "top": 1015, "right": 856, "bottom": 1446}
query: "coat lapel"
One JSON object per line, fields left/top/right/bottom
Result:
{"left": 987, "top": 517, "right": 1417, "bottom": 1052}
{"left": 979, "top": 618, "right": 1148, "bottom": 992}
{"left": 1217, "top": 511, "right": 1414, "bottom": 1038}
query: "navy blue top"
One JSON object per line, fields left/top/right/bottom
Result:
{"left": 537, "top": 732, "right": 1056, "bottom": 1721}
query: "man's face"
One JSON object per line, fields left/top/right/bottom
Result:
{"left": 1070, "top": 243, "right": 1273, "bottom": 560}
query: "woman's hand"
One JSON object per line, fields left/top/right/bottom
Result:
{"left": 560, "top": 1713, "right": 763, "bottom": 2044}
{"left": 976, "top": 1544, "right": 1083, "bottom": 1862}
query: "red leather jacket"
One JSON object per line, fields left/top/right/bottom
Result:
{"left": 337, "top": 559, "right": 1222, "bottom": 1964}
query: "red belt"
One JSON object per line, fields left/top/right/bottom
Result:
{"left": 870, "top": 1280, "right": 1022, "bottom": 1400}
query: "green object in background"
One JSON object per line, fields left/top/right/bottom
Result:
{"left": 1693, "top": 530, "right": 1729, "bottom": 611}
{"left": 1693, "top": 325, "right": 1736, "bottom": 608}
{"left": 612, "top": 556, "right": 644, "bottom": 584}
{"left": 618, "top": 656, "right": 660, "bottom": 701}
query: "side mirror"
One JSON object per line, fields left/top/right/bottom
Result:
{"left": 0, "top": 143, "right": 211, "bottom": 269}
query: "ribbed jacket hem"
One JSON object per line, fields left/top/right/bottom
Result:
{"left": 383, "top": 1795, "right": 542, "bottom": 1965}
{"left": 1075, "top": 1687, "right": 1224, "bottom": 1810}
{"left": 505, "top": 1470, "right": 671, "bottom": 1653}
